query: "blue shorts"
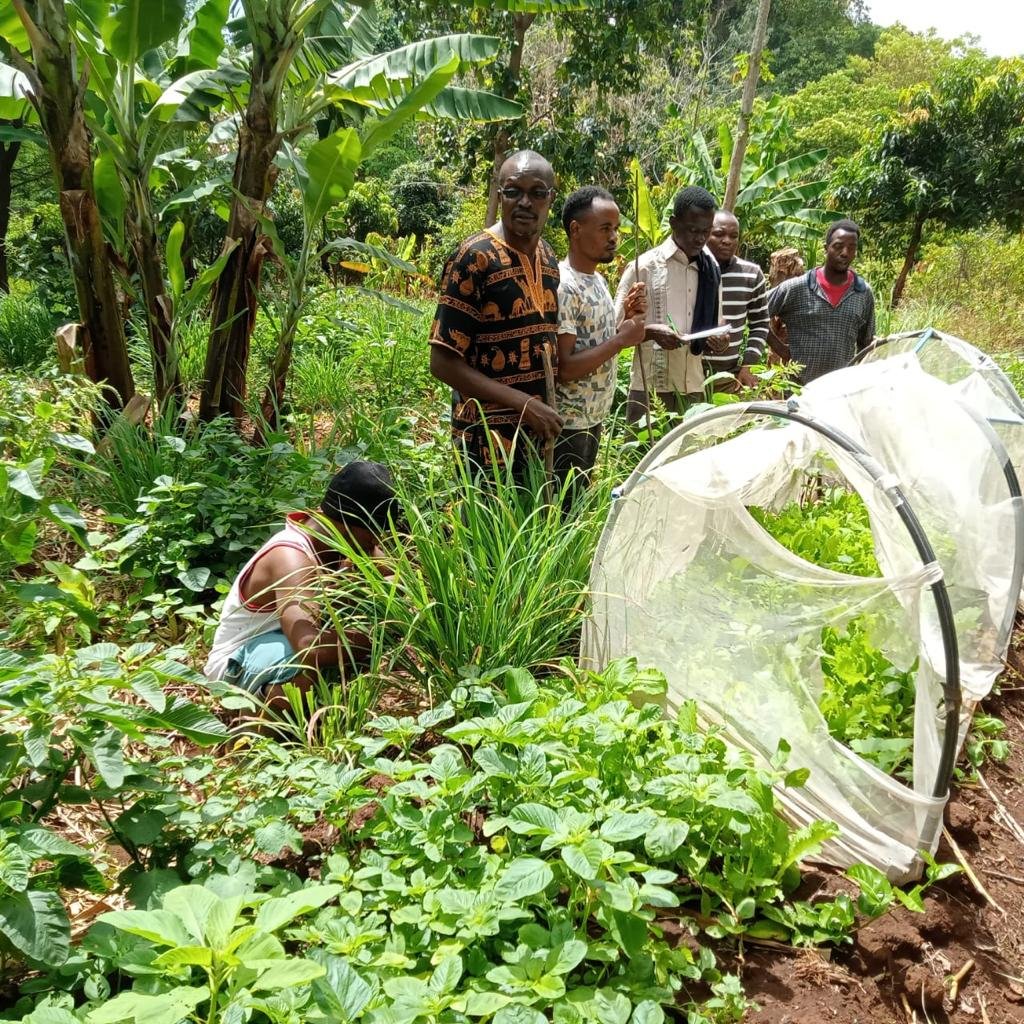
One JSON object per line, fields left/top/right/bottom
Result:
{"left": 224, "top": 630, "right": 302, "bottom": 694}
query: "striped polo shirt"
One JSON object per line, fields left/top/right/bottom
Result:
{"left": 708, "top": 255, "right": 769, "bottom": 372}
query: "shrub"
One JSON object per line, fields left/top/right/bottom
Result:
{"left": 330, "top": 179, "right": 399, "bottom": 242}
{"left": 425, "top": 189, "right": 489, "bottom": 279}
{"left": 0, "top": 285, "right": 57, "bottom": 370}
{"left": 388, "top": 160, "right": 453, "bottom": 239}
{"left": 77, "top": 410, "right": 338, "bottom": 631}
{"left": 897, "top": 229, "right": 1024, "bottom": 351}
{"left": 6, "top": 204, "right": 76, "bottom": 317}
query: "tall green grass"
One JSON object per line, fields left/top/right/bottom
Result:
{"left": 867, "top": 229, "right": 1024, "bottom": 351}
{"left": 82, "top": 400, "right": 194, "bottom": 515}
{"left": 0, "top": 286, "right": 57, "bottom": 369}
{"left": 316, "top": 452, "right": 611, "bottom": 702}
{"left": 288, "top": 290, "right": 435, "bottom": 413}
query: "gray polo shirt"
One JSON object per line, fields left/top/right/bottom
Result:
{"left": 768, "top": 269, "right": 875, "bottom": 382}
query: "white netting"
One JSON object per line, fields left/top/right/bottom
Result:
{"left": 584, "top": 357, "right": 1023, "bottom": 881}
{"left": 859, "top": 330, "right": 1024, "bottom": 605}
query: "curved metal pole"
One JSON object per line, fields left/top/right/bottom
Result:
{"left": 612, "top": 400, "right": 962, "bottom": 800}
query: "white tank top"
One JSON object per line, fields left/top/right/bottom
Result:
{"left": 204, "top": 513, "right": 318, "bottom": 680}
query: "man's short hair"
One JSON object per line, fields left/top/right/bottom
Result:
{"left": 321, "top": 460, "right": 403, "bottom": 534}
{"left": 672, "top": 186, "right": 717, "bottom": 219}
{"left": 826, "top": 219, "right": 861, "bottom": 244}
{"left": 561, "top": 185, "right": 616, "bottom": 233}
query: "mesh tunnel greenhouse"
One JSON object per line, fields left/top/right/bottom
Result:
{"left": 584, "top": 352, "right": 1024, "bottom": 882}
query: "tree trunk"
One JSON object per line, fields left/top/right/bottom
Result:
{"left": 258, "top": 316, "right": 298, "bottom": 434}
{"left": 484, "top": 13, "right": 535, "bottom": 226}
{"left": 200, "top": 9, "right": 294, "bottom": 423}
{"left": 0, "top": 127, "right": 22, "bottom": 293}
{"left": 12, "top": 0, "right": 134, "bottom": 407}
{"left": 128, "top": 184, "right": 180, "bottom": 402}
{"left": 723, "top": 0, "right": 772, "bottom": 212}
{"left": 891, "top": 212, "right": 926, "bottom": 309}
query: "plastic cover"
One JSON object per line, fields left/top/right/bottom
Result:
{"left": 584, "top": 357, "right": 1023, "bottom": 881}
{"left": 859, "top": 330, "right": 1024, "bottom": 603}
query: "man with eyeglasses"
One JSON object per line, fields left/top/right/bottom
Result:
{"left": 429, "top": 150, "right": 563, "bottom": 482}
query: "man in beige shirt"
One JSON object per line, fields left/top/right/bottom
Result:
{"left": 615, "top": 186, "right": 727, "bottom": 421}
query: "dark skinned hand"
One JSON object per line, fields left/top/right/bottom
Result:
{"left": 522, "top": 398, "right": 563, "bottom": 441}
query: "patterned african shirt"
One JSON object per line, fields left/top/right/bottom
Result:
{"left": 555, "top": 260, "right": 619, "bottom": 430}
{"left": 429, "top": 229, "right": 559, "bottom": 465}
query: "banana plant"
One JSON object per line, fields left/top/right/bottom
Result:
{"left": 664, "top": 99, "right": 836, "bottom": 255}
{"left": 0, "top": 2, "right": 136, "bottom": 407}
{"left": 201, "top": 0, "right": 527, "bottom": 424}
{"left": 66, "top": 0, "right": 236, "bottom": 402}
{"left": 255, "top": 48, "right": 467, "bottom": 429}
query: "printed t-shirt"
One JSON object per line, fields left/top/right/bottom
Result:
{"left": 429, "top": 229, "right": 559, "bottom": 465}
{"left": 555, "top": 260, "right": 619, "bottom": 430}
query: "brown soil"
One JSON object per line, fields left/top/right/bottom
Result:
{"left": 739, "top": 661, "right": 1024, "bottom": 1023}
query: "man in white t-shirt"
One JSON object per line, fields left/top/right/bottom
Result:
{"left": 554, "top": 186, "right": 646, "bottom": 506}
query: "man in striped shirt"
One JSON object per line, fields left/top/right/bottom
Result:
{"left": 706, "top": 210, "right": 769, "bottom": 389}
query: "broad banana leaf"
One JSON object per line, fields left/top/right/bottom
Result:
{"left": 331, "top": 34, "right": 500, "bottom": 90}
{"left": 629, "top": 159, "right": 660, "bottom": 251}
{"left": 360, "top": 52, "right": 460, "bottom": 157}
{"left": 101, "top": 0, "right": 188, "bottom": 64}
{"left": 737, "top": 150, "right": 828, "bottom": 206}
{"left": 94, "top": 151, "right": 126, "bottom": 251}
{"left": 290, "top": 1, "right": 377, "bottom": 80}
{"left": 303, "top": 127, "right": 362, "bottom": 224}
{"left": 422, "top": 87, "right": 522, "bottom": 121}
{"left": 173, "top": 0, "right": 231, "bottom": 73}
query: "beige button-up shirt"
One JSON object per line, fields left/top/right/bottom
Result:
{"left": 615, "top": 237, "right": 714, "bottom": 395}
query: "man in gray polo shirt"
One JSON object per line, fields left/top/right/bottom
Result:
{"left": 768, "top": 219, "right": 875, "bottom": 383}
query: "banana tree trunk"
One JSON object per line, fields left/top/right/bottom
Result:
{"left": 12, "top": 0, "right": 134, "bottom": 407}
{"left": 199, "top": 121, "right": 278, "bottom": 421}
{"left": 258, "top": 315, "right": 299, "bottom": 435}
{"left": 200, "top": 4, "right": 298, "bottom": 424}
{"left": 128, "top": 190, "right": 180, "bottom": 402}
{"left": 257, "top": 238, "right": 308, "bottom": 436}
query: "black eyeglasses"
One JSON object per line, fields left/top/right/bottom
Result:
{"left": 499, "top": 187, "right": 555, "bottom": 202}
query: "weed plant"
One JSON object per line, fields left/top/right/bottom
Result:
{"left": 83, "top": 400, "right": 195, "bottom": 517}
